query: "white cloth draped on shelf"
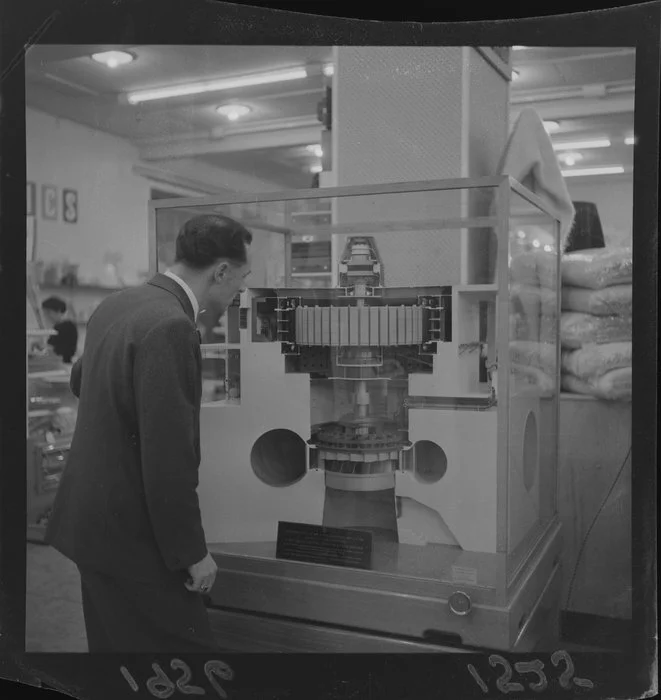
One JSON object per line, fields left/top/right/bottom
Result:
{"left": 499, "top": 107, "right": 576, "bottom": 249}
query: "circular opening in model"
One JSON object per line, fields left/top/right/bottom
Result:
{"left": 413, "top": 441, "right": 447, "bottom": 484}
{"left": 251, "top": 429, "right": 307, "bottom": 487}
{"left": 523, "top": 411, "right": 538, "bottom": 492}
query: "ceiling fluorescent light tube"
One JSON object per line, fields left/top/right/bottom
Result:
{"left": 553, "top": 139, "right": 611, "bottom": 151}
{"left": 561, "top": 166, "right": 625, "bottom": 177}
{"left": 127, "top": 67, "right": 308, "bottom": 104}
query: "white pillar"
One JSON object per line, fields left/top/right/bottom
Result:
{"left": 327, "top": 46, "right": 509, "bottom": 287}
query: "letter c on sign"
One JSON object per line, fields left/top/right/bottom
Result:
{"left": 42, "top": 186, "right": 58, "bottom": 220}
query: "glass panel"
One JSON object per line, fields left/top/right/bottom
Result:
{"left": 28, "top": 375, "right": 79, "bottom": 442}
{"left": 155, "top": 203, "right": 287, "bottom": 288}
{"left": 287, "top": 198, "right": 333, "bottom": 289}
{"left": 41, "top": 448, "right": 68, "bottom": 492}
{"left": 506, "top": 189, "right": 560, "bottom": 579}
{"left": 154, "top": 186, "right": 497, "bottom": 289}
{"left": 152, "top": 182, "right": 553, "bottom": 595}
{"left": 28, "top": 371, "right": 79, "bottom": 501}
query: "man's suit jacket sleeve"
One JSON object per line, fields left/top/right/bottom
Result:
{"left": 133, "top": 317, "right": 207, "bottom": 572}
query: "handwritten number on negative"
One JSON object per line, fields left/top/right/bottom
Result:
{"left": 121, "top": 660, "right": 236, "bottom": 698}
{"left": 489, "top": 655, "right": 525, "bottom": 693}
{"left": 467, "top": 664, "right": 489, "bottom": 694}
{"left": 468, "top": 652, "right": 595, "bottom": 694}
{"left": 514, "top": 660, "right": 548, "bottom": 692}
{"left": 120, "top": 666, "right": 140, "bottom": 693}
{"left": 552, "top": 650, "right": 594, "bottom": 690}
{"left": 146, "top": 663, "right": 177, "bottom": 699}
{"left": 204, "top": 660, "right": 234, "bottom": 699}
{"left": 171, "top": 659, "right": 206, "bottom": 695}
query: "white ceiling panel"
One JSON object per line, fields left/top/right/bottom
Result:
{"left": 553, "top": 54, "right": 636, "bottom": 87}
{"left": 26, "top": 45, "right": 332, "bottom": 95}
{"left": 25, "top": 45, "right": 635, "bottom": 188}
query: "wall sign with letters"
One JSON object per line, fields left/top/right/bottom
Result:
{"left": 28, "top": 182, "right": 79, "bottom": 223}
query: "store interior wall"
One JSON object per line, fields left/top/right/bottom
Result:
{"left": 27, "top": 107, "right": 152, "bottom": 287}
{"left": 26, "top": 107, "right": 287, "bottom": 288}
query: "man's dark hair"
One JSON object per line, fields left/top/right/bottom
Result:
{"left": 175, "top": 214, "right": 253, "bottom": 269}
{"left": 42, "top": 296, "right": 67, "bottom": 314}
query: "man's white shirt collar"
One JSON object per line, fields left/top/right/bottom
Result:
{"left": 163, "top": 269, "right": 199, "bottom": 320}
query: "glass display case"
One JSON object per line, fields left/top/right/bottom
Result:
{"left": 26, "top": 336, "right": 78, "bottom": 541}
{"left": 150, "top": 176, "right": 562, "bottom": 652}
{"left": 26, "top": 264, "right": 78, "bottom": 542}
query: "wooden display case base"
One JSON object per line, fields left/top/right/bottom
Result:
{"left": 207, "top": 563, "right": 561, "bottom": 653}
{"left": 206, "top": 528, "right": 563, "bottom": 653}
{"left": 208, "top": 609, "right": 469, "bottom": 653}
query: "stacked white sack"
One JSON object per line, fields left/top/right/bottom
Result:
{"left": 560, "top": 247, "right": 632, "bottom": 401}
{"left": 508, "top": 249, "right": 558, "bottom": 394}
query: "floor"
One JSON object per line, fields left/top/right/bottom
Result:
{"left": 26, "top": 542, "right": 88, "bottom": 652}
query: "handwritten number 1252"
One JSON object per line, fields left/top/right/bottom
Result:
{"left": 467, "top": 651, "right": 594, "bottom": 694}
{"left": 120, "top": 660, "right": 234, "bottom": 698}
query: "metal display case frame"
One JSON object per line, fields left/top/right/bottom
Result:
{"left": 150, "top": 175, "right": 563, "bottom": 652}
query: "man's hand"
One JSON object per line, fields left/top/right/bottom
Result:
{"left": 185, "top": 552, "right": 218, "bottom": 594}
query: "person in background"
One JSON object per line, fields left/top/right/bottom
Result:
{"left": 45, "top": 214, "right": 252, "bottom": 653}
{"left": 41, "top": 296, "right": 79, "bottom": 364}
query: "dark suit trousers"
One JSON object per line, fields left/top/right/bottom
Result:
{"left": 79, "top": 567, "right": 218, "bottom": 653}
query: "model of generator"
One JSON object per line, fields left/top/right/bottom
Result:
{"left": 150, "top": 176, "right": 563, "bottom": 652}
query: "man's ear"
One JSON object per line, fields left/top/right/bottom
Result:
{"left": 213, "top": 261, "right": 230, "bottom": 283}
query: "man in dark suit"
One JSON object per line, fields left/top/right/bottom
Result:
{"left": 45, "top": 214, "right": 252, "bottom": 652}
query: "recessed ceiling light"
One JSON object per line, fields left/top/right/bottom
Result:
{"left": 306, "top": 144, "right": 323, "bottom": 158}
{"left": 216, "top": 104, "right": 252, "bottom": 121}
{"left": 323, "top": 64, "right": 335, "bottom": 77}
{"left": 625, "top": 135, "right": 635, "bottom": 145}
{"left": 553, "top": 138, "right": 611, "bottom": 151}
{"left": 558, "top": 151, "right": 583, "bottom": 167}
{"left": 543, "top": 120, "right": 560, "bottom": 134}
{"left": 91, "top": 51, "right": 135, "bottom": 69}
{"left": 310, "top": 164, "right": 322, "bottom": 174}
{"left": 512, "top": 46, "right": 527, "bottom": 51}
{"left": 561, "top": 166, "right": 625, "bottom": 178}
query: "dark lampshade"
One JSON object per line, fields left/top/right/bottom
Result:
{"left": 565, "top": 201, "right": 606, "bottom": 253}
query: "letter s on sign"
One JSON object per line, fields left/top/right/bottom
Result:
{"left": 63, "top": 189, "right": 78, "bottom": 223}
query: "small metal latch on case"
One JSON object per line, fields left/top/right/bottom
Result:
{"left": 448, "top": 591, "right": 473, "bottom": 616}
